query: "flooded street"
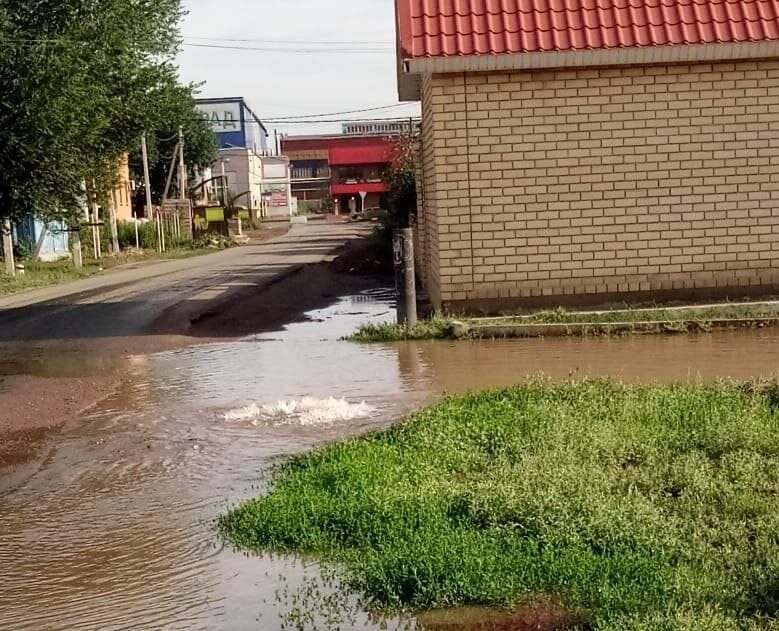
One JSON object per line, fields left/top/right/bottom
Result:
{"left": 2, "top": 288, "right": 779, "bottom": 631}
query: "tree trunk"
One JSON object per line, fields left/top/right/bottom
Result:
{"left": 2, "top": 217, "right": 15, "bottom": 276}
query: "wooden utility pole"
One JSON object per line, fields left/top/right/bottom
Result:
{"left": 2, "top": 217, "right": 15, "bottom": 276}
{"left": 141, "top": 133, "right": 159, "bottom": 252}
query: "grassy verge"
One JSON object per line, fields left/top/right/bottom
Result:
{"left": 0, "top": 248, "right": 212, "bottom": 296}
{"left": 513, "top": 303, "right": 779, "bottom": 325}
{"left": 221, "top": 380, "right": 779, "bottom": 630}
{"left": 348, "top": 303, "right": 779, "bottom": 342}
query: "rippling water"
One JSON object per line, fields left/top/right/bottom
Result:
{"left": 2, "top": 289, "right": 779, "bottom": 630}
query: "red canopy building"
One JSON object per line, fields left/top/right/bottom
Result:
{"left": 282, "top": 134, "right": 399, "bottom": 214}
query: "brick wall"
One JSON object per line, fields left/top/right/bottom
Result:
{"left": 417, "top": 60, "right": 779, "bottom": 313}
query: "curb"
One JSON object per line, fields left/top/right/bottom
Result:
{"left": 455, "top": 317, "right": 779, "bottom": 339}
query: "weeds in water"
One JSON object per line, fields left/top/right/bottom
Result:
{"left": 221, "top": 380, "right": 779, "bottom": 630}
{"left": 347, "top": 315, "right": 456, "bottom": 342}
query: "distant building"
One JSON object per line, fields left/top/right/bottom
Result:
{"left": 196, "top": 98, "right": 290, "bottom": 218}
{"left": 282, "top": 134, "right": 400, "bottom": 214}
{"left": 111, "top": 154, "right": 133, "bottom": 221}
{"left": 217, "top": 150, "right": 293, "bottom": 219}
{"left": 342, "top": 119, "right": 418, "bottom": 136}
{"left": 195, "top": 97, "right": 269, "bottom": 153}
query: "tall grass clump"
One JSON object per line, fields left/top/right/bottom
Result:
{"left": 348, "top": 315, "right": 456, "bottom": 342}
{"left": 220, "top": 380, "right": 779, "bottom": 630}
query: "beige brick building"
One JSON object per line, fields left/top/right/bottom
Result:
{"left": 396, "top": 0, "right": 779, "bottom": 313}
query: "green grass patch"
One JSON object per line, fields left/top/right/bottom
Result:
{"left": 347, "top": 315, "right": 456, "bottom": 342}
{"left": 221, "top": 380, "right": 779, "bottom": 630}
{"left": 348, "top": 304, "right": 779, "bottom": 342}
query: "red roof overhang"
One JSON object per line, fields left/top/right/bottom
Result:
{"left": 397, "top": 0, "right": 779, "bottom": 59}
{"left": 396, "top": 0, "right": 779, "bottom": 100}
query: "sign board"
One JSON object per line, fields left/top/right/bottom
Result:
{"left": 196, "top": 102, "right": 241, "bottom": 134}
{"left": 266, "top": 185, "right": 288, "bottom": 208}
{"left": 263, "top": 162, "right": 288, "bottom": 179}
{"left": 206, "top": 207, "right": 225, "bottom": 222}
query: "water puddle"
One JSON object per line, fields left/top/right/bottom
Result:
{"left": 2, "top": 288, "right": 779, "bottom": 630}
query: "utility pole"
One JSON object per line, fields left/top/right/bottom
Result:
{"left": 221, "top": 160, "right": 228, "bottom": 207}
{"left": 141, "top": 132, "right": 159, "bottom": 252}
{"left": 108, "top": 195, "right": 120, "bottom": 255}
{"left": 393, "top": 228, "right": 417, "bottom": 326}
{"left": 178, "top": 126, "right": 187, "bottom": 199}
{"left": 90, "top": 180, "right": 102, "bottom": 260}
{"left": 2, "top": 217, "right": 15, "bottom": 277}
{"left": 274, "top": 129, "right": 279, "bottom": 156}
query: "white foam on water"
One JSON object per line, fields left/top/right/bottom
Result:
{"left": 223, "top": 397, "right": 374, "bottom": 426}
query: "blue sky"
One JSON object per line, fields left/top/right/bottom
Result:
{"left": 177, "top": 0, "right": 420, "bottom": 136}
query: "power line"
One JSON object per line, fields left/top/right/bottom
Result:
{"left": 183, "top": 35, "right": 394, "bottom": 46}
{"left": 183, "top": 42, "right": 393, "bottom": 54}
{"left": 0, "top": 36, "right": 396, "bottom": 54}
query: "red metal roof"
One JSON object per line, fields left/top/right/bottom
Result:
{"left": 329, "top": 145, "right": 393, "bottom": 166}
{"left": 396, "top": 0, "right": 779, "bottom": 58}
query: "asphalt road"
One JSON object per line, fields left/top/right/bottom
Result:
{"left": 0, "top": 221, "right": 368, "bottom": 344}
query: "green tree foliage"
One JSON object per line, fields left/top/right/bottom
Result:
{"left": 386, "top": 134, "right": 418, "bottom": 229}
{"left": 0, "top": 0, "right": 212, "bottom": 223}
{"left": 128, "top": 85, "right": 218, "bottom": 206}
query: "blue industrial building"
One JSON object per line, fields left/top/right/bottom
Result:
{"left": 195, "top": 97, "right": 269, "bottom": 153}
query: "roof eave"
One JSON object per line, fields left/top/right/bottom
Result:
{"left": 403, "top": 40, "right": 779, "bottom": 88}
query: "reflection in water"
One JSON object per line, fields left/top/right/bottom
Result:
{"left": 2, "top": 290, "right": 779, "bottom": 631}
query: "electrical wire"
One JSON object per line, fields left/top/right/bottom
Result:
{"left": 0, "top": 36, "right": 395, "bottom": 54}
{"left": 182, "top": 42, "right": 392, "bottom": 54}
{"left": 183, "top": 36, "right": 394, "bottom": 45}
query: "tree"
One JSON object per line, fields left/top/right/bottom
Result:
{"left": 0, "top": 0, "right": 192, "bottom": 226}
{"left": 128, "top": 86, "right": 218, "bottom": 209}
{"left": 387, "top": 134, "right": 418, "bottom": 229}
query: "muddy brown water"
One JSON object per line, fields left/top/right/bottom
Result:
{"left": 2, "top": 289, "right": 779, "bottom": 631}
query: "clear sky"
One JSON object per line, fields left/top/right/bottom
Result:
{"left": 176, "top": 0, "right": 421, "bottom": 138}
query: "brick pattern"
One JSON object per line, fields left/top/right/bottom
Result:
{"left": 417, "top": 60, "right": 779, "bottom": 309}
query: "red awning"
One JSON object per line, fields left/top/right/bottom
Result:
{"left": 331, "top": 182, "right": 388, "bottom": 195}
{"left": 329, "top": 145, "right": 391, "bottom": 166}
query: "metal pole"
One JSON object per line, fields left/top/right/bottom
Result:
{"left": 402, "top": 228, "right": 418, "bottom": 326}
{"left": 134, "top": 215, "right": 140, "bottom": 249}
{"left": 2, "top": 217, "right": 15, "bottom": 277}
{"left": 91, "top": 181, "right": 101, "bottom": 260}
{"left": 393, "top": 231, "right": 406, "bottom": 325}
{"left": 221, "top": 161, "right": 228, "bottom": 207}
